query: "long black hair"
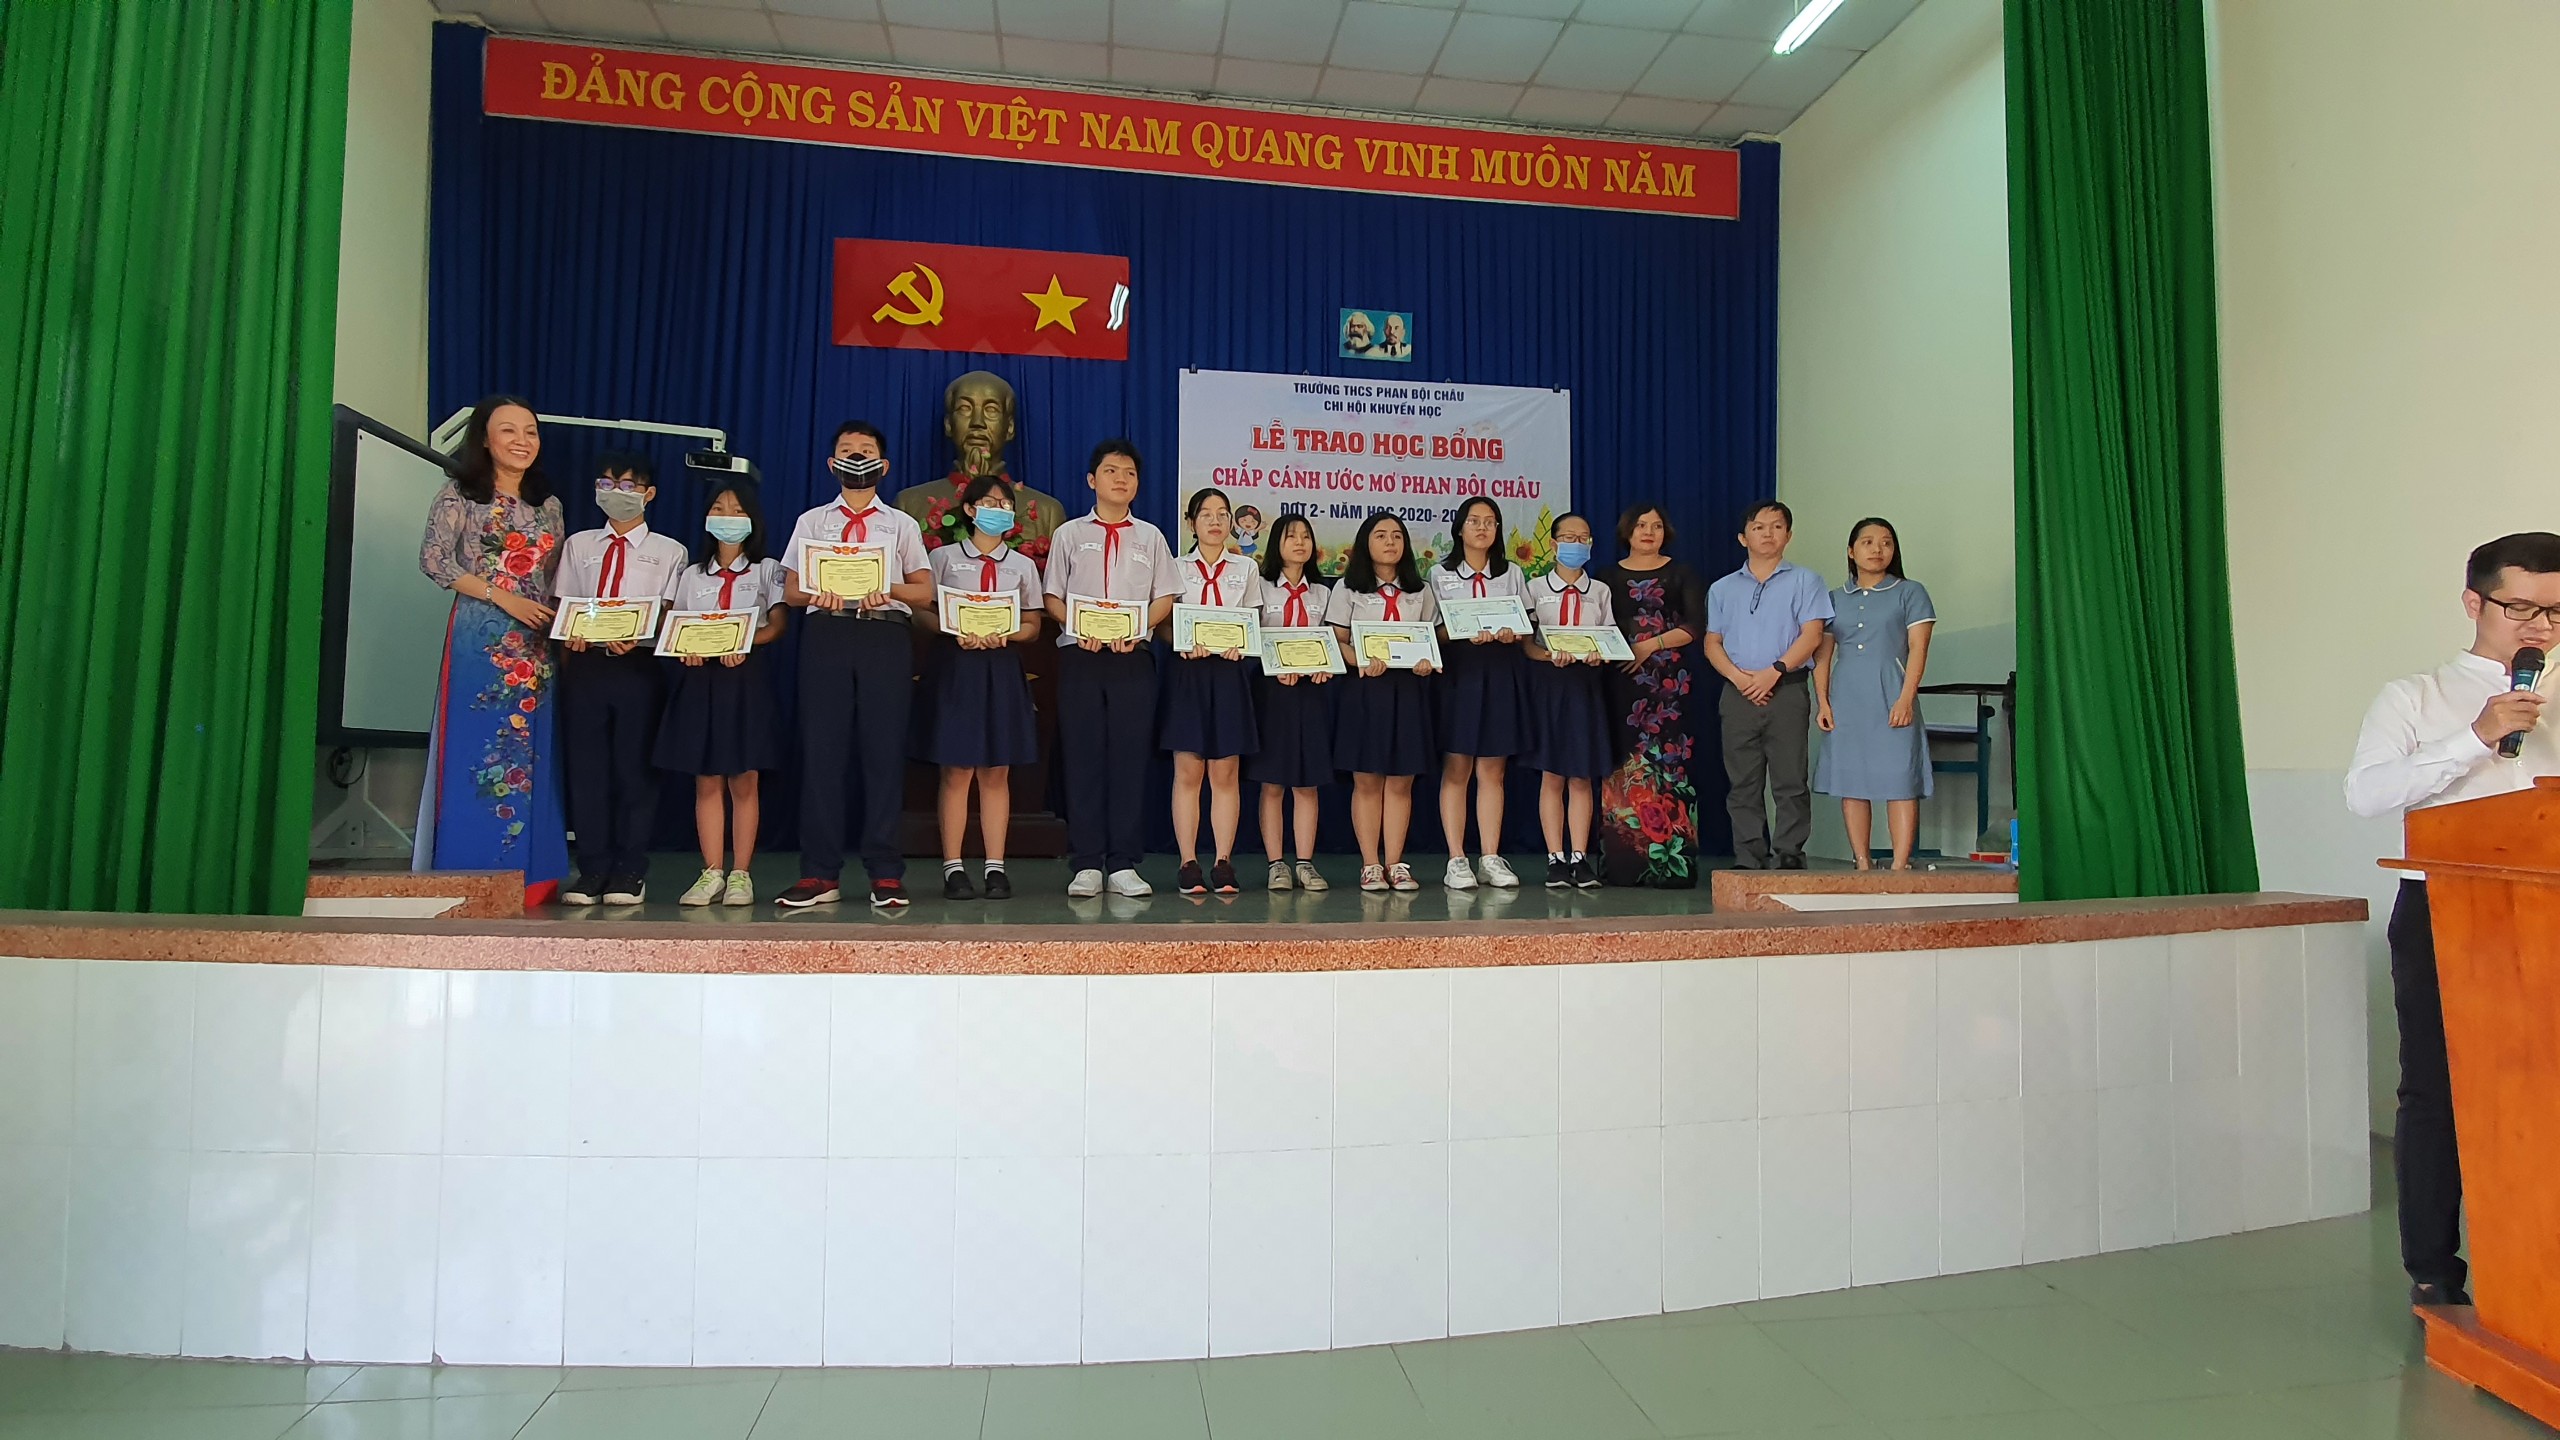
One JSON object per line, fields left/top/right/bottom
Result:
{"left": 1844, "top": 516, "right": 1906, "bottom": 583}
{"left": 449, "top": 394, "right": 552, "bottom": 506}
{"left": 694, "top": 479, "right": 770, "bottom": 567}
{"left": 1442, "top": 496, "right": 1510, "bottom": 576}
{"left": 1341, "top": 511, "right": 1424, "bottom": 594}
{"left": 1259, "top": 513, "right": 1319, "bottom": 584}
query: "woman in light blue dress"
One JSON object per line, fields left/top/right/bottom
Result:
{"left": 1813, "top": 518, "right": 1936, "bottom": 870}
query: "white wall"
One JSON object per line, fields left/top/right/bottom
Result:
{"left": 1777, "top": 0, "right": 2014, "bottom": 861}
{"left": 2211, "top": 0, "right": 2560, "bottom": 1129}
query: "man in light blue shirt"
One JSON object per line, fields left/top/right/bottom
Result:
{"left": 1703, "top": 501, "right": 1834, "bottom": 868}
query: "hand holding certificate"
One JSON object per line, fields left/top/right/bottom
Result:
{"left": 938, "top": 589, "right": 1023, "bottom": 647}
{"left": 551, "top": 597, "right": 662, "bottom": 648}
{"left": 1066, "top": 594, "right": 1143, "bottom": 650}
{"left": 797, "top": 540, "right": 887, "bottom": 609}
{"left": 1349, "top": 621, "right": 1443, "bottom": 674}
{"left": 1260, "top": 626, "right": 1345, "bottom": 680}
{"left": 1442, "top": 595, "right": 1531, "bottom": 643}
{"left": 1539, "top": 625, "right": 1634, "bottom": 664}
{"left": 656, "top": 609, "right": 757, "bottom": 662}
{"left": 1173, "top": 604, "right": 1262, "bottom": 659}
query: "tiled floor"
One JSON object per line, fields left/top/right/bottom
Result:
{"left": 1, "top": 1146, "right": 2548, "bottom": 1439}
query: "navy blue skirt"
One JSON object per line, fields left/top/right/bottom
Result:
{"left": 653, "top": 650, "right": 780, "bottom": 777}
{"left": 1333, "top": 669, "right": 1437, "bottom": 777}
{"left": 1160, "top": 655, "right": 1261, "bottom": 759}
{"left": 1524, "top": 660, "right": 1615, "bottom": 780}
{"left": 1437, "top": 637, "right": 1537, "bottom": 758}
{"left": 1246, "top": 671, "right": 1336, "bottom": 788}
{"left": 914, "top": 639, "right": 1040, "bottom": 768}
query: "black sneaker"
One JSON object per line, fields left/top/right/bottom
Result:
{"left": 1178, "top": 859, "right": 1208, "bottom": 895}
{"left": 1570, "top": 858, "right": 1600, "bottom": 889}
{"left": 1545, "top": 858, "right": 1569, "bottom": 889}
{"left": 603, "top": 874, "right": 646, "bottom": 906}
{"left": 776, "top": 878, "right": 841, "bottom": 909}
{"left": 942, "top": 869, "right": 976, "bottom": 900}
{"left": 2411, "top": 1281, "right": 2472, "bottom": 1308}
{"left": 870, "top": 878, "right": 910, "bottom": 909}
{"left": 983, "top": 869, "right": 1013, "bottom": 900}
{"left": 560, "top": 873, "right": 606, "bottom": 906}
{"left": 1211, "top": 858, "right": 1239, "bottom": 894}
{"left": 1777, "top": 853, "right": 1808, "bottom": 871}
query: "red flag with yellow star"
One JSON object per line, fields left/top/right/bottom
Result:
{"left": 832, "top": 238, "right": 1130, "bottom": 361}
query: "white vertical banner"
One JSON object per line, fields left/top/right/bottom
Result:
{"left": 1176, "top": 368, "right": 1572, "bottom": 575}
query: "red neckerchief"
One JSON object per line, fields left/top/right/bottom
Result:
{"left": 1095, "top": 518, "right": 1132, "bottom": 600}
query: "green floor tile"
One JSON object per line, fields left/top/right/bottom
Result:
{"left": 2273, "top": 1373, "right": 2560, "bottom": 1440}
{"left": 90, "top": 1363, "right": 359, "bottom": 1413}
{"left": 1195, "top": 1345, "right": 1431, "bottom": 1440}
{"left": 1873, "top": 1267, "right": 2076, "bottom": 1314}
{"left": 1929, "top": 1304, "right": 2234, "bottom": 1408}
{"left": 1580, "top": 1321, "right": 1861, "bottom": 1436}
{"left": 2093, "top": 1290, "right": 2409, "bottom": 1392}
{"left": 980, "top": 1360, "right": 1207, "bottom": 1440}
{"left": 1393, "top": 1331, "right": 1661, "bottom": 1440}
{"left": 2242, "top": 1280, "right": 2429, "bottom": 1366}
{"left": 2023, "top": 1249, "right": 2227, "bottom": 1317}
{"left": 0, "top": 1355, "right": 168, "bottom": 1414}
{"left": 2079, "top": 1392, "right": 2337, "bottom": 1440}
{"left": 1881, "top": 1410, "right": 2107, "bottom": 1440}
{"left": 749, "top": 1369, "right": 988, "bottom": 1440}
{"left": 1731, "top": 1288, "right": 1915, "bottom": 1324}
{"left": 2149, "top": 1216, "right": 2384, "bottom": 1293}
{"left": 554, "top": 1367, "right": 781, "bottom": 1392}
{"left": 1754, "top": 1314, "right": 2057, "bottom": 1422}
{"left": 279, "top": 1391, "right": 550, "bottom": 1439}
{"left": 321, "top": 1368, "right": 564, "bottom": 1404}
{"left": 0, "top": 1403, "right": 316, "bottom": 1440}
{"left": 514, "top": 1377, "right": 776, "bottom": 1440}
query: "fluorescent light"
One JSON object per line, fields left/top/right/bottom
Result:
{"left": 1774, "top": 0, "right": 1848, "bottom": 53}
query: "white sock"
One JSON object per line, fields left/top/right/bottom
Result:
{"left": 983, "top": 860, "right": 1005, "bottom": 875}
{"left": 943, "top": 860, "right": 964, "bottom": 878}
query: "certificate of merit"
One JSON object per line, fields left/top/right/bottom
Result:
{"left": 1066, "top": 594, "right": 1142, "bottom": 643}
{"left": 551, "top": 596, "right": 661, "bottom": 644}
{"left": 656, "top": 609, "right": 756, "bottom": 657}
{"left": 798, "top": 540, "right": 887, "bottom": 600}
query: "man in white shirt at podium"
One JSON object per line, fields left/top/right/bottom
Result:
{"left": 2345, "top": 531, "right": 2560, "bottom": 1309}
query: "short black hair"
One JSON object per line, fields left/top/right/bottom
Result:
{"left": 1617, "top": 503, "right": 1675, "bottom": 550}
{"left": 2467, "top": 533, "right": 2560, "bottom": 594}
{"left": 834, "top": 420, "right": 886, "bottom": 450}
{"left": 1443, "top": 497, "right": 1510, "bottom": 576}
{"left": 1089, "top": 437, "right": 1142, "bottom": 475}
{"left": 1341, "top": 511, "right": 1424, "bottom": 594}
{"left": 593, "top": 449, "right": 655, "bottom": 486}
{"left": 1739, "top": 499, "right": 1792, "bottom": 531}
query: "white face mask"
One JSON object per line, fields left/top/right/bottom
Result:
{"left": 595, "top": 487, "right": 648, "bottom": 523}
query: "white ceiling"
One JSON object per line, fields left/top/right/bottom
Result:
{"left": 435, "top": 0, "right": 1922, "bottom": 142}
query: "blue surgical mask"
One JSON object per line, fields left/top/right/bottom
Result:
{"left": 973, "top": 507, "right": 1015, "bottom": 538}
{"left": 1555, "top": 540, "right": 1592, "bottom": 571}
{"left": 704, "top": 516, "right": 753, "bottom": 544}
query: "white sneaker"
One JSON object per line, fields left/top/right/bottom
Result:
{"left": 1360, "top": 864, "right": 1389, "bottom": 892}
{"left": 1067, "top": 868, "right": 1107, "bottom": 898}
{"left": 723, "top": 870, "right": 755, "bottom": 907}
{"left": 679, "top": 868, "right": 725, "bottom": 907}
{"left": 1388, "top": 862, "right": 1420, "bottom": 892}
{"left": 1444, "top": 856, "right": 1479, "bottom": 890}
{"left": 1107, "top": 868, "right": 1154, "bottom": 897}
{"left": 1295, "top": 861, "right": 1330, "bottom": 892}
{"left": 1478, "top": 854, "right": 1520, "bottom": 889}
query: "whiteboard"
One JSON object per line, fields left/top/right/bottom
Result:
{"left": 335, "top": 427, "right": 458, "bottom": 740}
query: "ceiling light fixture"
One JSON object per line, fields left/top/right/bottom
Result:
{"left": 1773, "top": 0, "right": 1848, "bottom": 54}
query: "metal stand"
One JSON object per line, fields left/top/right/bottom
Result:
{"left": 310, "top": 749, "right": 415, "bottom": 862}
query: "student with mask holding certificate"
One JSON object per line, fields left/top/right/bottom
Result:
{"left": 916, "top": 476, "right": 1043, "bottom": 900}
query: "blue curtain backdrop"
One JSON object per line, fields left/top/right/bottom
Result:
{"left": 428, "top": 23, "right": 1775, "bottom": 860}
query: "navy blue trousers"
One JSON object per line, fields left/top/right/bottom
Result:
{"left": 797, "top": 616, "right": 913, "bottom": 881}
{"left": 1058, "top": 644, "right": 1156, "bottom": 873}
{"left": 557, "top": 646, "right": 663, "bottom": 878}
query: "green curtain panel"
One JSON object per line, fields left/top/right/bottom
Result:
{"left": 2005, "top": 0, "right": 2257, "bottom": 899}
{"left": 0, "top": 2, "right": 351, "bottom": 913}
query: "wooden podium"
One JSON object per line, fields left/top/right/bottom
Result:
{"left": 2388, "top": 776, "right": 2560, "bottom": 1428}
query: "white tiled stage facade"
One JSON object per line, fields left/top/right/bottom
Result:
{"left": 0, "top": 924, "right": 2370, "bottom": 1367}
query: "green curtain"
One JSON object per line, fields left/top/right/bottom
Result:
{"left": 2005, "top": 0, "right": 2257, "bottom": 900}
{"left": 0, "top": 1, "right": 350, "bottom": 914}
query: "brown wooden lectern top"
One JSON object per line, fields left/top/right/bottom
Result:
{"left": 2385, "top": 776, "right": 2560, "bottom": 1427}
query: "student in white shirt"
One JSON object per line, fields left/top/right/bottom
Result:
{"left": 554, "top": 451, "right": 689, "bottom": 907}
{"left": 1431, "top": 498, "right": 1535, "bottom": 892}
{"left": 1250, "top": 514, "right": 1335, "bottom": 892}
{"left": 915, "top": 476, "right": 1045, "bottom": 901}
{"left": 654, "top": 480, "right": 789, "bottom": 908}
{"left": 2344, "top": 530, "right": 2560, "bottom": 1308}
{"left": 1162, "top": 488, "right": 1263, "bottom": 895}
{"left": 776, "top": 422, "right": 934, "bottom": 910}
{"left": 1042, "top": 439, "right": 1181, "bottom": 898}
{"left": 1522, "top": 512, "right": 1617, "bottom": 888}
{"left": 1325, "top": 511, "right": 1440, "bottom": 892}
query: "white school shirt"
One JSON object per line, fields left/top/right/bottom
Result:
{"left": 780, "top": 496, "right": 931, "bottom": 617}
{"left": 1258, "top": 574, "right": 1332, "bottom": 629}
{"left": 928, "top": 541, "right": 1044, "bottom": 618}
{"left": 1322, "top": 578, "right": 1440, "bottom": 627}
{"left": 1042, "top": 512, "right": 1181, "bottom": 645}
{"left": 556, "top": 522, "right": 688, "bottom": 603}
{"left": 2344, "top": 651, "right": 2560, "bottom": 821}
{"left": 1532, "top": 569, "right": 1617, "bottom": 631}
{"left": 1175, "top": 549, "right": 1263, "bottom": 610}
{"left": 667, "top": 556, "right": 786, "bottom": 616}
{"left": 1430, "top": 560, "right": 1532, "bottom": 610}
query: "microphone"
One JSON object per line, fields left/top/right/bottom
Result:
{"left": 2502, "top": 646, "right": 2546, "bottom": 758}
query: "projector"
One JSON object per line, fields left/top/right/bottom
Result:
{"left": 685, "top": 447, "right": 755, "bottom": 477}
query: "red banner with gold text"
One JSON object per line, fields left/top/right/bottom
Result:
{"left": 835, "top": 239, "right": 1130, "bottom": 360}
{"left": 484, "top": 38, "right": 1740, "bottom": 220}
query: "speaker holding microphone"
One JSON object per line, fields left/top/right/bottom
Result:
{"left": 2502, "top": 645, "right": 2546, "bottom": 758}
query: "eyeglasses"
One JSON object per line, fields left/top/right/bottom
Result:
{"left": 596, "top": 477, "right": 648, "bottom": 493}
{"left": 2476, "top": 591, "right": 2560, "bottom": 625}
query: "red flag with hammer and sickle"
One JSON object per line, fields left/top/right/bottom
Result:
{"left": 832, "top": 239, "right": 1130, "bottom": 361}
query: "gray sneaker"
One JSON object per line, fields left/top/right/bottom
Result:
{"left": 1294, "top": 861, "right": 1330, "bottom": 892}
{"left": 1268, "top": 860, "right": 1294, "bottom": 891}
{"left": 1067, "top": 868, "right": 1106, "bottom": 898}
